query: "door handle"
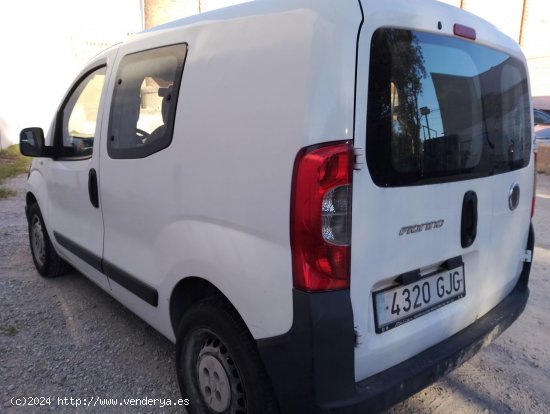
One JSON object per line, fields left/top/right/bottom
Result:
{"left": 461, "top": 191, "right": 477, "bottom": 248}
{"left": 88, "top": 168, "right": 99, "bottom": 208}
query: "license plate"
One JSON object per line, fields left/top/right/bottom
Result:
{"left": 373, "top": 265, "right": 465, "bottom": 333}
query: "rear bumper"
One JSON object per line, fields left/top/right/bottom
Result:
{"left": 257, "top": 224, "right": 534, "bottom": 414}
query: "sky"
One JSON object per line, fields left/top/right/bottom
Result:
{"left": 0, "top": 0, "right": 143, "bottom": 146}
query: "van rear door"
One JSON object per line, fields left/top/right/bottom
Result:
{"left": 351, "top": 12, "right": 534, "bottom": 381}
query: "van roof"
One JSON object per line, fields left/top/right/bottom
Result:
{"left": 93, "top": 0, "right": 523, "bottom": 65}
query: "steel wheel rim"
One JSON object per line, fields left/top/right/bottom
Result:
{"left": 190, "top": 329, "right": 247, "bottom": 413}
{"left": 31, "top": 215, "right": 46, "bottom": 267}
{"left": 198, "top": 352, "right": 231, "bottom": 412}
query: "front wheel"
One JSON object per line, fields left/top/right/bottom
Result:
{"left": 27, "top": 203, "right": 70, "bottom": 278}
{"left": 176, "top": 299, "right": 278, "bottom": 414}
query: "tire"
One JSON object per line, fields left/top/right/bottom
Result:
{"left": 176, "top": 298, "right": 278, "bottom": 414}
{"left": 27, "top": 203, "right": 70, "bottom": 278}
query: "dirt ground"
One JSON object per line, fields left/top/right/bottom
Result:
{"left": 1, "top": 173, "right": 549, "bottom": 413}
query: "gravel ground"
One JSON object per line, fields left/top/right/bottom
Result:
{"left": 0, "top": 175, "right": 183, "bottom": 413}
{"left": 1, "top": 173, "right": 549, "bottom": 413}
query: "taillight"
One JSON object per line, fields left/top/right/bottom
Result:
{"left": 290, "top": 141, "right": 353, "bottom": 292}
{"left": 532, "top": 151, "right": 537, "bottom": 218}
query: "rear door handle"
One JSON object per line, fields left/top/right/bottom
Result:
{"left": 461, "top": 191, "right": 477, "bottom": 248}
{"left": 88, "top": 168, "right": 99, "bottom": 208}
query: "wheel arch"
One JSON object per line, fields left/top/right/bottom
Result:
{"left": 169, "top": 276, "right": 245, "bottom": 338}
{"left": 25, "top": 167, "right": 48, "bottom": 219}
{"left": 26, "top": 191, "right": 38, "bottom": 211}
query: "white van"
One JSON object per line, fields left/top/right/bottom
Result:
{"left": 20, "top": 0, "right": 535, "bottom": 412}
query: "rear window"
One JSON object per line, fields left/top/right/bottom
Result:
{"left": 367, "top": 28, "right": 531, "bottom": 186}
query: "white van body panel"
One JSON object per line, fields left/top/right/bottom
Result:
{"left": 98, "top": 0, "right": 362, "bottom": 340}
{"left": 351, "top": 0, "right": 534, "bottom": 380}
{"left": 27, "top": 148, "right": 113, "bottom": 293}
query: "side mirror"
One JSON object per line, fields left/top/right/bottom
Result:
{"left": 20, "top": 127, "right": 50, "bottom": 157}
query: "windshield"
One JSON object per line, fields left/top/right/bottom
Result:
{"left": 367, "top": 29, "right": 531, "bottom": 186}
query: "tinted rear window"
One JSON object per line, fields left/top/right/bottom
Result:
{"left": 367, "top": 29, "right": 531, "bottom": 186}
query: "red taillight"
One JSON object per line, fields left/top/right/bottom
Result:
{"left": 532, "top": 151, "right": 537, "bottom": 218}
{"left": 290, "top": 141, "right": 353, "bottom": 292}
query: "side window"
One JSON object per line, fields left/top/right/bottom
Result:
{"left": 108, "top": 43, "right": 187, "bottom": 159}
{"left": 59, "top": 66, "right": 106, "bottom": 158}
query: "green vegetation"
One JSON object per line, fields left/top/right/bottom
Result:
{"left": 0, "top": 145, "right": 31, "bottom": 199}
{"left": 0, "top": 187, "right": 17, "bottom": 198}
{"left": 0, "top": 324, "right": 19, "bottom": 336}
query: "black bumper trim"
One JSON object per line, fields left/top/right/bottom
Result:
{"left": 103, "top": 260, "right": 159, "bottom": 307}
{"left": 350, "top": 278, "right": 528, "bottom": 413}
{"left": 53, "top": 231, "right": 158, "bottom": 307}
{"left": 54, "top": 231, "right": 103, "bottom": 272}
{"left": 257, "top": 224, "right": 533, "bottom": 413}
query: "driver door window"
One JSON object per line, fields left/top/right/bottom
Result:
{"left": 59, "top": 67, "right": 106, "bottom": 158}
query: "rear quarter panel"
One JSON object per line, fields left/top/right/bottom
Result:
{"left": 99, "top": 0, "right": 362, "bottom": 341}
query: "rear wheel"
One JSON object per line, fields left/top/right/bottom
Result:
{"left": 28, "top": 203, "right": 70, "bottom": 278}
{"left": 176, "top": 298, "right": 278, "bottom": 414}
